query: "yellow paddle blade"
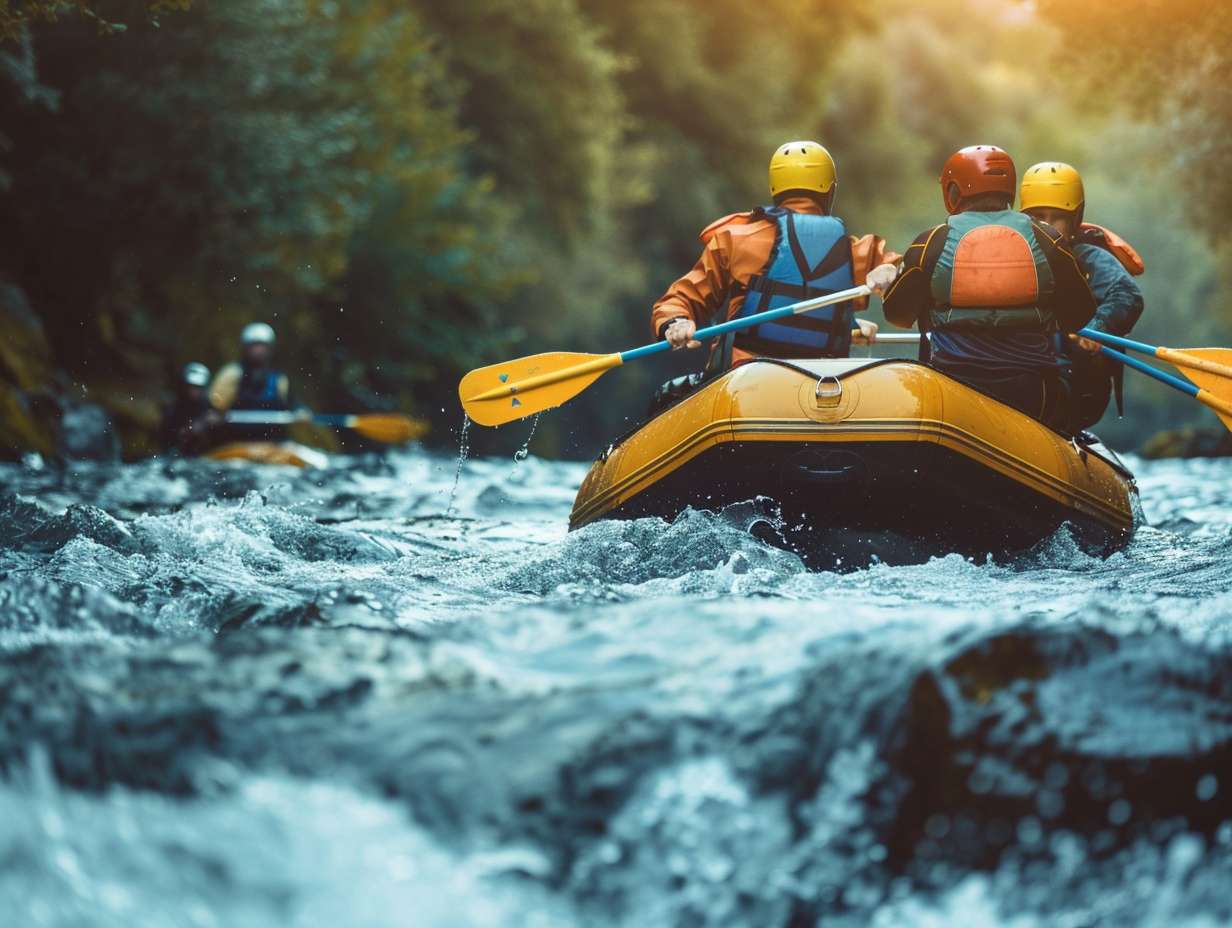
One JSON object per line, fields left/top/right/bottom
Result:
{"left": 459, "top": 351, "right": 622, "bottom": 427}
{"left": 1166, "top": 348, "right": 1232, "bottom": 432}
{"left": 349, "top": 414, "right": 430, "bottom": 444}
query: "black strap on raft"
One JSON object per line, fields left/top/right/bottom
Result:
{"left": 702, "top": 282, "right": 739, "bottom": 376}
{"left": 914, "top": 224, "right": 950, "bottom": 364}
{"left": 704, "top": 330, "right": 735, "bottom": 376}
{"left": 1111, "top": 357, "right": 1126, "bottom": 416}
{"left": 917, "top": 307, "right": 932, "bottom": 363}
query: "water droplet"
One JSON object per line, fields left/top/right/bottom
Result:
{"left": 1197, "top": 774, "right": 1218, "bottom": 801}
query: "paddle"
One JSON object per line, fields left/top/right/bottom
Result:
{"left": 1076, "top": 329, "right": 1232, "bottom": 431}
{"left": 459, "top": 285, "right": 872, "bottom": 426}
{"left": 225, "top": 411, "right": 429, "bottom": 444}
{"left": 851, "top": 332, "right": 924, "bottom": 345}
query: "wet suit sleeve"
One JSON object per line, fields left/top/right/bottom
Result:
{"left": 650, "top": 234, "right": 732, "bottom": 339}
{"left": 1031, "top": 221, "right": 1097, "bottom": 333}
{"left": 208, "top": 363, "right": 242, "bottom": 412}
{"left": 881, "top": 226, "right": 943, "bottom": 329}
{"left": 1074, "top": 243, "right": 1144, "bottom": 336}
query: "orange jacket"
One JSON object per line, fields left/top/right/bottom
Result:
{"left": 1080, "top": 223, "right": 1145, "bottom": 276}
{"left": 651, "top": 197, "right": 899, "bottom": 364}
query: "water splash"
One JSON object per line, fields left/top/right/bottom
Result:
{"left": 2, "top": 450, "right": 1232, "bottom": 925}
{"left": 445, "top": 413, "right": 472, "bottom": 517}
{"left": 514, "top": 413, "right": 541, "bottom": 465}
{"left": 507, "top": 413, "right": 543, "bottom": 484}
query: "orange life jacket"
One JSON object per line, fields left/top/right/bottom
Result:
{"left": 928, "top": 210, "right": 1056, "bottom": 331}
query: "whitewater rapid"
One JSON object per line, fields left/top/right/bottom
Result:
{"left": 1, "top": 448, "right": 1230, "bottom": 926}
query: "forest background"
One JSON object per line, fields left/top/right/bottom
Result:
{"left": 0, "top": 0, "right": 1227, "bottom": 460}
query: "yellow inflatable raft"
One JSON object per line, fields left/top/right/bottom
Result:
{"left": 204, "top": 441, "right": 330, "bottom": 469}
{"left": 570, "top": 358, "right": 1138, "bottom": 566}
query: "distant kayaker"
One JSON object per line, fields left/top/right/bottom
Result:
{"left": 1019, "top": 162, "right": 1145, "bottom": 432}
{"left": 208, "top": 322, "right": 293, "bottom": 441}
{"left": 159, "top": 362, "right": 215, "bottom": 454}
{"left": 882, "top": 145, "right": 1097, "bottom": 430}
{"left": 652, "top": 141, "right": 900, "bottom": 369}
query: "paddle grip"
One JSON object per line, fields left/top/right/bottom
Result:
{"left": 1078, "top": 328, "right": 1157, "bottom": 357}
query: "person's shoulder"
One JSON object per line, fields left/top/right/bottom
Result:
{"left": 698, "top": 209, "right": 771, "bottom": 243}
{"left": 1071, "top": 239, "right": 1111, "bottom": 262}
{"left": 1073, "top": 239, "right": 1134, "bottom": 278}
{"left": 1076, "top": 222, "right": 1145, "bottom": 275}
{"left": 213, "top": 362, "right": 242, "bottom": 381}
{"left": 900, "top": 225, "right": 946, "bottom": 263}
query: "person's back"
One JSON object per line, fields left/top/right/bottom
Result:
{"left": 1019, "top": 161, "right": 1146, "bottom": 431}
{"left": 651, "top": 141, "right": 899, "bottom": 370}
{"left": 883, "top": 146, "right": 1096, "bottom": 429}
{"left": 159, "top": 362, "right": 215, "bottom": 454}
{"left": 208, "top": 322, "right": 292, "bottom": 442}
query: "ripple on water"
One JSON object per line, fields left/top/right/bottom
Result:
{"left": 0, "top": 449, "right": 1231, "bottom": 925}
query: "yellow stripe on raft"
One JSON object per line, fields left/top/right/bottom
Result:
{"left": 569, "top": 359, "right": 1136, "bottom": 536}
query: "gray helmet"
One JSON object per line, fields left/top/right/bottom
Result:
{"left": 240, "top": 322, "right": 276, "bottom": 345}
{"left": 182, "top": 362, "right": 211, "bottom": 387}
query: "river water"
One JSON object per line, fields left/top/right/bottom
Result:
{"left": 1, "top": 445, "right": 1230, "bottom": 926}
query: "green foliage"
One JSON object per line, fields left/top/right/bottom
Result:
{"left": 0, "top": 0, "right": 188, "bottom": 42}
{"left": 0, "top": 0, "right": 520, "bottom": 418}
{"left": 1038, "top": 0, "right": 1232, "bottom": 239}
{"left": 0, "top": 0, "right": 1227, "bottom": 457}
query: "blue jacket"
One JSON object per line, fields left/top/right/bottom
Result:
{"left": 1072, "top": 242, "right": 1144, "bottom": 336}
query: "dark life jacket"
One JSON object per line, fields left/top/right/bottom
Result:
{"left": 733, "top": 207, "right": 857, "bottom": 359}
{"left": 158, "top": 394, "right": 212, "bottom": 452}
{"left": 928, "top": 210, "right": 1056, "bottom": 332}
{"left": 234, "top": 367, "right": 288, "bottom": 412}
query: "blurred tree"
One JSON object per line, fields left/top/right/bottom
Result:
{"left": 1038, "top": 0, "right": 1232, "bottom": 238}
{"left": 0, "top": 0, "right": 188, "bottom": 41}
{"left": 0, "top": 0, "right": 521, "bottom": 431}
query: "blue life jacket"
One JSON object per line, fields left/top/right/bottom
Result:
{"left": 234, "top": 367, "right": 288, "bottom": 412}
{"left": 734, "top": 207, "right": 856, "bottom": 359}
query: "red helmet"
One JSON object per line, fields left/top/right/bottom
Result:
{"left": 940, "top": 145, "right": 1016, "bottom": 214}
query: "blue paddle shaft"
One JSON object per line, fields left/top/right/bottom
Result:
{"left": 1077, "top": 327, "right": 1199, "bottom": 397}
{"left": 1095, "top": 345, "right": 1198, "bottom": 397}
{"left": 226, "top": 411, "right": 354, "bottom": 426}
{"left": 620, "top": 285, "right": 871, "bottom": 363}
{"left": 1078, "top": 327, "right": 1158, "bottom": 357}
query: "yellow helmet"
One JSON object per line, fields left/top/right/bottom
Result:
{"left": 1020, "top": 161, "right": 1085, "bottom": 212}
{"left": 769, "top": 140, "right": 837, "bottom": 198}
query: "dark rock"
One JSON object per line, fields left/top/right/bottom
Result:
{"left": 1141, "top": 427, "right": 1232, "bottom": 459}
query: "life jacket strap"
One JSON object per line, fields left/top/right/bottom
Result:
{"left": 745, "top": 274, "right": 841, "bottom": 302}
{"left": 929, "top": 306, "right": 1053, "bottom": 330}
